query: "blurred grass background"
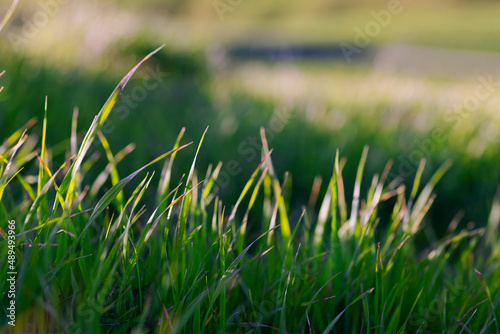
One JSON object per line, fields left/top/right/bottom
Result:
{"left": 1, "top": 0, "right": 500, "bottom": 236}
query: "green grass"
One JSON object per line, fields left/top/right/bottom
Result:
{"left": 2, "top": 3, "right": 500, "bottom": 332}
{"left": 1, "top": 52, "right": 500, "bottom": 333}
{"left": 3, "top": 0, "right": 500, "bottom": 230}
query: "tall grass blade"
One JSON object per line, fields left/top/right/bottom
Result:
{"left": 80, "top": 143, "right": 191, "bottom": 240}
{"left": 0, "top": 0, "right": 19, "bottom": 33}
{"left": 60, "top": 45, "right": 165, "bottom": 207}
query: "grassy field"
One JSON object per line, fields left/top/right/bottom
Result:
{"left": 1, "top": 45, "right": 500, "bottom": 333}
{"left": 2, "top": 0, "right": 500, "bottom": 333}
{"left": 1, "top": 56, "right": 500, "bottom": 332}
{"left": 2, "top": 41, "right": 500, "bottom": 232}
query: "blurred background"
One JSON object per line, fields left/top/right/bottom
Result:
{"left": 1, "top": 0, "right": 500, "bottom": 235}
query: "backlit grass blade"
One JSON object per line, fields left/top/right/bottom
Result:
{"left": 0, "top": 70, "right": 4, "bottom": 93}
{"left": 36, "top": 154, "right": 65, "bottom": 211}
{"left": 336, "top": 152, "right": 348, "bottom": 224}
{"left": 408, "top": 160, "right": 452, "bottom": 233}
{"left": 0, "top": 118, "right": 37, "bottom": 157}
{"left": 237, "top": 167, "right": 268, "bottom": 252}
{"left": 60, "top": 45, "right": 165, "bottom": 207}
{"left": 186, "top": 127, "right": 208, "bottom": 190}
{"left": 313, "top": 181, "right": 331, "bottom": 251}
{"left": 81, "top": 143, "right": 191, "bottom": 239}
{"left": 176, "top": 128, "right": 208, "bottom": 265}
{"left": 0, "top": 130, "right": 27, "bottom": 202}
{"left": 260, "top": 127, "right": 291, "bottom": 243}
{"left": 403, "top": 159, "right": 426, "bottom": 231}
{"left": 38, "top": 97, "right": 48, "bottom": 197}
{"left": 486, "top": 187, "right": 500, "bottom": 255}
{"left": 228, "top": 150, "right": 272, "bottom": 224}
{"left": 90, "top": 143, "right": 135, "bottom": 198}
{"left": 16, "top": 173, "right": 36, "bottom": 201}
{"left": 202, "top": 161, "right": 222, "bottom": 204}
{"left": 23, "top": 169, "right": 62, "bottom": 227}
{"left": 158, "top": 127, "right": 186, "bottom": 203}
{"left": 122, "top": 173, "right": 153, "bottom": 259}
{"left": 0, "top": 0, "right": 19, "bottom": 33}
{"left": 137, "top": 181, "right": 201, "bottom": 255}
{"left": 97, "top": 131, "right": 124, "bottom": 204}
{"left": 345, "top": 146, "right": 369, "bottom": 234}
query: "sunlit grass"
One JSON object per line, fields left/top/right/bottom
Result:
{"left": 1, "top": 51, "right": 500, "bottom": 333}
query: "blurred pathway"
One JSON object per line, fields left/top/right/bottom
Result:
{"left": 374, "top": 43, "right": 500, "bottom": 79}
{"left": 209, "top": 42, "right": 500, "bottom": 79}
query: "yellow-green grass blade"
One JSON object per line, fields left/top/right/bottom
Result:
{"left": 137, "top": 182, "right": 198, "bottom": 255}
{"left": 361, "top": 160, "right": 392, "bottom": 227}
{"left": 0, "top": 130, "right": 27, "bottom": 202}
{"left": 346, "top": 145, "right": 369, "bottom": 235}
{"left": 336, "top": 153, "right": 348, "bottom": 224}
{"left": 486, "top": 188, "right": 500, "bottom": 257}
{"left": 60, "top": 45, "right": 165, "bottom": 207}
{"left": 267, "top": 174, "right": 287, "bottom": 246}
{"left": 38, "top": 97, "right": 48, "bottom": 196}
{"left": 314, "top": 179, "right": 331, "bottom": 251}
{"left": 122, "top": 173, "right": 153, "bottom": 259}
{"left": 23, "top": 169, "right": 62, "bottom": 227}
{"left": 71, "top": 108, "right": 78, "bottom": 159}
{"left": 16, "top": 173, "right": 36, "bottom": 201}
{"left": 89, "top": 143, "right": 135, "bottom": 198}
{"left": 79, "top": 142, "right": 191, "bottom": 242}
{"left": 36, "top": 154, "right": 65, "bottom": 211}
{"left": 0, "top": 118, "right": 37, "bottom": 157}
{"left": 0, "top": 0, "right": 19, "bottom": 33}
{"left": 202, "top": 161, "right": 222, "bottom": 207}
{"left": 331, "top": 150, "right": 344, "bottom": 271}
{"left": 0, "top": 70, "right": 4, "bottom": 93}
{"left": 402, "top": 159, "right": 426, "bottom": 231}
{"left": 177, "top": 127, "right": 208, "bottom": 253}
{"left": 158, "top": 127, "right": 186, "bottom": 203}
{"left": 186, "top": 127, "right": 208, "bottom": 190}
{"left": 410, "top": 159, "right": 426, "bottom": 202}
{"left": 21, "top": 155, "right": 73, "bottom": 229}
{"left": 330, "top": 150, "right": 339, "bottom": 233}
{"left": 228, "top": 150, "right": 272, "bottom": 224}
{"left": 97, "top": 131, "right": 123, "bottom": 204}
{"left": 408, "top": 160, "right": 453, "bottom": 233}
{"left": 237, "top": 167, "right": 268, "bottom": 252}
{"left": 260, "top": 127, "right": 290, "bottom": 243}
